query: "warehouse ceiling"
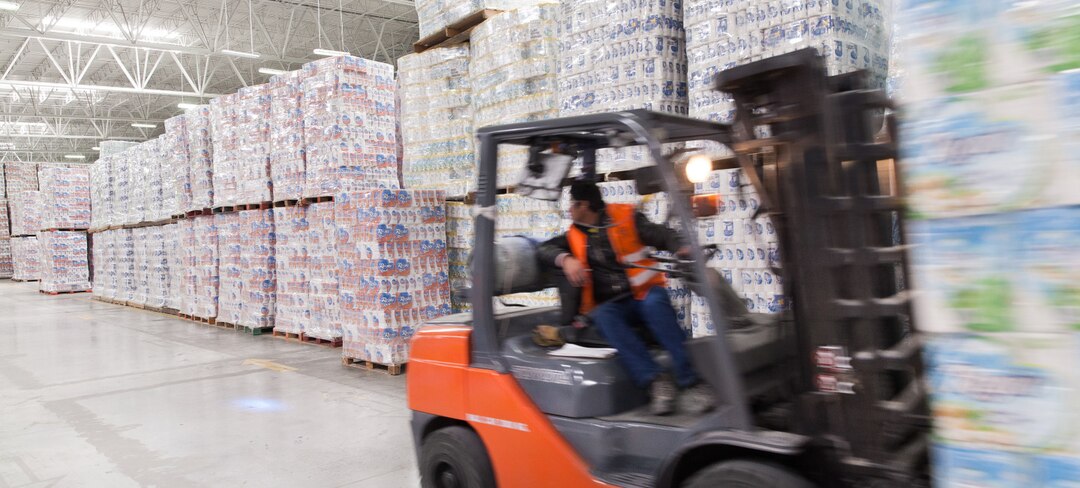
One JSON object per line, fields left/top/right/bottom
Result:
{"left": 0, "top": 0, "right": 418, "bottom": 163}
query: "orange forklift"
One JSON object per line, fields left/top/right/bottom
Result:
{"left": 407, "top": 49, "right": 931, "bottom": 488}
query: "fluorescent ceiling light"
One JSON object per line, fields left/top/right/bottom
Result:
{"left": 131, "top": 123, "right": 157, "bottom": 129}
{"left": 91, "top": 146, "right": 101, "bottom": 151}
{"left": 177, "top": 102, "right": 199, "bottom": 110}
{"left": 258, "top": 68, "right": 287, "bottom": 76}
{"left": 312, "top": 48, "right": 351, "bottom": 57}
{"left": 64, "top": 154, "right": 86, "bottom": 159}
{"left": 221, "top": 49, "right": 260, "bottom": 59}
{"left": 0, "top": 1, "right": 20, "bottom": 11}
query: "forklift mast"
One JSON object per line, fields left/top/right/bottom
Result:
{"left": 717, "top": 49, "right": 930, "bottom": 484}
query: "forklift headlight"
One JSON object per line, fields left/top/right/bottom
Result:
{"left": 685, "top": 154, "right": 712, "bottom": 184}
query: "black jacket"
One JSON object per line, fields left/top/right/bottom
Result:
{"left": 539, "top": 209, "right": 685, "bottom": 307}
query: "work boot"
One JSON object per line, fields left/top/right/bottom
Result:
{"left": 649, "top": 373, "right": 677, "bottom": 416}
{"left": 681, "top": 382, "right": 717, "bottom": 415}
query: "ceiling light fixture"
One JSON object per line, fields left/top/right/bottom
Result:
{"left": 258, "top": 68, "right": 287, "bottom": 76}
{"left": 0, "top": 1, "right": 20, "bottom": 11}
{"left": 64, "top": 154, "right": 86, "bottom": 159}
{"left": 221, "top": 49, "right": 260, "bottom": 59}
{"left": 313, "top": 48, "right": 350, "bottom": 57}
{"left": 177, "top": 102, "right": 199, "bottom": 110}
{"left": 131, "top": 123, "right": 157, "bottom": 129}
{"left": 92, "top": 146, "right": 101, "bottom": 151}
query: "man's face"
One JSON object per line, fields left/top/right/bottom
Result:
{"left": 569, "top": 199, "right": 589, "bottom": 224}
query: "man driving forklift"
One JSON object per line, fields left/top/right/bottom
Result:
{"left": 535, "top": 180, "right": 715, "bottom": 416}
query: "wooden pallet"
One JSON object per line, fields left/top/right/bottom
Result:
{"left": 125, "top": 218, "right": 177, "bottom": 229}
{"left": 41, "top": 228, "right": 87, "bottom": 233}
{"left": 342, "top": 356, "right": 404, "bottom": 376}
{"left": 213, "top": 202, "right": 272, "bottom": 213}
{"left": 39, "top": 289, "right": 91, "bottom": 295}
{"left": 180, "top": 313, "right": 217, "bottom": 325}
{"left": 272, "top": 330, "right": 302, "bottom": 341}
{"left": 301, "top": 195, "right": 334, "bottom": 205}
{"left": 183, "top": 208, "right": 213, "bottom": 218}
{"left": 413, "top": 9, "right": 502, "bottom": 53}
{"left": 211, "top": 321, "right": 239, "bottom": 331}
{"left": 235, "top": 324, "right": 274, "bottom": 335}
{"left": 273, "top": 199, "right": 300, "bottom": 208}
{"left": 300, "top": 333, "right": 343, "bottom": 348}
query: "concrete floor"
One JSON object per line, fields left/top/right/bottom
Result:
{"left": 0, "top": 281, "right": 420, "bottom": 487}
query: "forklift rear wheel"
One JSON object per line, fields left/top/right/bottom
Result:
{"left": 683, "top": 459, "right": 813, "bottom": 488}
{"left": 420, "top": 426, "right": 495, "bottom": 488}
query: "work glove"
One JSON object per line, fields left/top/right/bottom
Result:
{"left": 532, "top": 325, "right": 566, "bottom": 347}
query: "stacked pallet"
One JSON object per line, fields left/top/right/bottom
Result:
{"left": 301, "top": 56, "right": 399, "bottom": 198}
{"left": 336, "top": 190, "right": 451, "bottom": 369}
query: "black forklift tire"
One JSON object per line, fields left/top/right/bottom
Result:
{"left": 682, "top": 459, "right": 814, "bottom": 488}
{"left": 420, "top": 426, "right": 496, "bottom": 488}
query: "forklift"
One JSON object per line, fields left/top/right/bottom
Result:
{"left": 407, "top": 49, "right": 930, "bottom": 488}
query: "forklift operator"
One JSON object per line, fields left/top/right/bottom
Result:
{"left": 537, "top": 181, "right": 714, "bottom": 415}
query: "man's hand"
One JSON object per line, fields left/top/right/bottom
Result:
{"left": 562, "top": 256, "right": 588, "bottom": 287}
{"left": 676, "top": 246, "right": 693, "bottom": 259}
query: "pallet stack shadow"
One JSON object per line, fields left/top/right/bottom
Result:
{"left": 897, "top": 2, "right": 1080, "bottom": 484}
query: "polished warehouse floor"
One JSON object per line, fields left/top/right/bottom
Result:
{"left": 0, "top": 281, "right": 419, "bottom": 487}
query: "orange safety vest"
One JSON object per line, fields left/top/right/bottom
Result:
{"left": 567, "top": 203, "right": 667, "bottom": 314}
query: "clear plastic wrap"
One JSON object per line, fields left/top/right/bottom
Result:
{"left": 335, "top": 190, "right": 451, "bottom": 365}
{"left": 239, "top": 208, "right": 276, "bottom": 329}
{"left": 556, "top": 0, "right": 688, "bottom": 172}
{"left": 301, "top": 56, "right": 399, "bottom": 198}
{"left": 128, "top": 144, "right": 148, "bottom": 225}
{"left": 470, "top": 5, "right": 559, "bottom": 188}
{"left": 190, "top": 214, "right": 219, "bottom": 318}
{"left": 89, "top": 157, "right": 113, "bottom": 230}
{"left": 0, "top": 198, "right": 7, "bottom": 239}
{"left": 11, "top": 236, "right": 40, "bottom": 281}
{"left": 415, "top": 0, "right": 545, "bottom": 38}
{"left": 270, "top": 71, "right": 307, "bottom": 202}
{"left": 185, "top": 107, "right": 215, "bottom": 210}
{"left": 179, "top": 219, "right": 197, "bottom": 316}
{"left": 38, "top": 230, "right": 91, "bottom": 293}
{"left": 131, "top": 227, "right": 149, "bottom": 306}
{"left": 113, "top": 148, "right": 132, "bottom": 226}
{"left": 146, "top": 226, "right": 170, "bottom": 309}
{"left": 446, "top": 202, "right": 473, "bottom": 312}
{"left": 684, "top": 0, "right": 890, "bottom": 150}
{"left": 0, "top": 165, "right": 5, "bottom": 198}
{"left": 0, "top": 237, "right": 11, "bottom": 279}
{"left": 211, "top": 93, "right": 241, "bottom": 207}
{"left": 91, "top": 230, "right": 116, "bottom": 300}
{"left": 273, "top": 205, "right": 309, "bottom": 334}
{"left": 3, "top": 163, "right": 38, "bottom": 195}
{"left": 165, "top": 115, "right": 193, "bottom": 213}
{"left": 216, "top": 211, "right": 243, "bottom": 324}
{"left": 145, "top": 137, "right": 169, "bottom": 221}
{"left": 119, "top": 228, "right": 135, "bottom": 302}
{"left": 398, "top": 46, "right": 474, "bottom": 198}
{"left": 99, "top": 140, "right": 137, "bottom": 157}
{"left": 306, "top": 201, "right": 341, "bottom": 340}
{"left": 9, "top": 190, "right": 42, "bottom": 236}
{"left": 38, "top": 166, "right": 91, "bottom": 230}
{"left": 165, "top": 223, "right": 182, "bottom": 310}
{"left": 237, "top": 84, "right": 273, "bottom": 205}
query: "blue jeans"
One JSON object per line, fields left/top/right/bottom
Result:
{"left": 590, "top": 287, "right": 698, "bottom": 389}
